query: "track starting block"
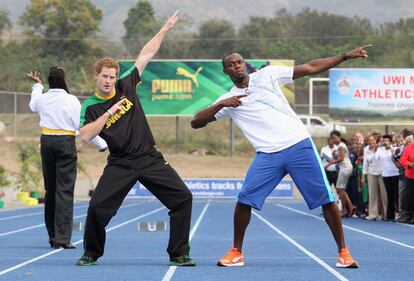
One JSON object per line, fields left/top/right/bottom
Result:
{"left": 72, "top": 221, "right": 82, "bottom": 231}
{"left": 138, "top": 221, "right": 167, "bottom": 232}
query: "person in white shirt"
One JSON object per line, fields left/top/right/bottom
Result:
{"left": 377, "top": 135, "right": 400, "bottom": 220}
{"left": 320, "top": 137, "right": 338, "bottom": 187}
{"left": 362, "top": 135, "right": 387, "bottom": 220}
{"left": 395, "top": 131, "right": 413, "bottom": 223}
{"left": 329, "top": 131, "right": 355, "bottom": 217}
{"left": 191, "top": 45, "right": 372, "bottom": 268}
{"left": 27, "top": 67, "right": 107, "bottom": 249}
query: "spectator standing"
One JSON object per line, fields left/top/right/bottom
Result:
{"left": 363, "top": 135, "right": 387, "bottom": 220}
{"left": 398, "top": 139, "right": 414, "bottom": 224}
{"left": 347, "top": 134, "right": 365, "bottom": 217}
{"left": 321, "top": 137, "right": 338, "bottom": 188}
{"left": 27, "top": 67, "right": 107, "bottom": 249}
{"left": 377, "top": 135, "right": 400, "bottom": 221}
{"left": 330, "top": 131, "right": 355, "bottom": 217}
{"left": 396, "top": 133, "right": 414, "bottom": 223}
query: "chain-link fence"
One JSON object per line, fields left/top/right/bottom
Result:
{"left": 1, "top": 88, "right": 413, "bottom": 154}
{"left": 0, "top": 86, "right": 324, "bottom": 137}
{"left": 0, "top": 91, "right": 245, "bottom": 156}
{"left": 0, "top": 91, "right": 93, "bottom": 138}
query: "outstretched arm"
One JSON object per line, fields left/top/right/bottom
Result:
{"left": 134, "top": 10, "right": 178, "bottom": 74}
{"left": 191, "top": 94, "right": 247, "bottom": 129}
{"left": 293, "top": 44, "right": 373, "bottom": 80}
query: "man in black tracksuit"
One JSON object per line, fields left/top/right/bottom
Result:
{"left": 76, "top": 11, "right": 194, "bottom": 267}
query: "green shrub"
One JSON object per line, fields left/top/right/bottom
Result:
{"left": 14, "top": 143, "right": 42, "bottom": 192}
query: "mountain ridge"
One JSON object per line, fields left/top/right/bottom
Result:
{"left": 3, "top": 0, "right": 412, "bottom": 40}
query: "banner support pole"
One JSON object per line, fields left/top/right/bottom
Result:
{"left": 176, "top": 116, "right": 179, "bottom": 154}
{"left": 229, "top": 119, "right": 234, "bottom": 157}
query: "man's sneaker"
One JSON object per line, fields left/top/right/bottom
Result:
{"left": 336, "top": 247, "right": 358, "bottom": 268}
{"left": 76, "top": 255, "right": 97, "bottom": 266}
{"left": 169, "top": 255, "right": 196, "bottom": 266}
{"left": 217, "top": 248, "right": 244, "bottom": 267}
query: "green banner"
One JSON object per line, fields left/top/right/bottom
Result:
{"left": 119, "top": 60, "right": 294, "bottom": 116}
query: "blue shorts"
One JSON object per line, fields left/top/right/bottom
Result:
{"left": 238, "top": 138, "right": 336, "bottom": 210}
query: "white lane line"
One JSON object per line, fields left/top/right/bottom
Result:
{"left": 395, "top": 222, "right": 414, "bottom": 229}
{"left": 277, "top": 204, "right": 414, "bottom": 250}
{"left": 0, "top": 214, "right": 85, "bottom": 237}
{"left": 0, "top": 223, "right": 45, "bottom": 237}
{"left": 253, "top": 211, "right": 348, "bottom": 281}
{"left": 0, "top": 205, "right": 88, "bottom": 221}
{"left": 161, "top": 201, "right": 210, "bottom": 281}
{"left": 0, "top": 203, "right": 141, "bottom": 237}
{"left": 0, "top": 211, "right": 44, "bottom": 221}
{"left": 0, "top": 206, "right": 165, "bottom": 277}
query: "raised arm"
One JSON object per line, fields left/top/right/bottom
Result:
{"left": 191, "top": 94, "right": 247, "bottom": 129}
{"left": 293, "top": 44, "right": 373, "bottom": 80}
{"left": 26, "top": 70, "right": 43, "bottom": 112}
{"left": 134, "top": 10, "right": 178, "bottom": 74}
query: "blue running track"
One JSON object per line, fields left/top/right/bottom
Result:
{"left": 0, "top": 199, "right": 413, "bottom": 281}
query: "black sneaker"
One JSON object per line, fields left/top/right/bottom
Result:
{"left": 169, "top": 255, "right": 196, "bottom": 266}
{"left": 76, "top": 256, "right": 97, "bottom": 266}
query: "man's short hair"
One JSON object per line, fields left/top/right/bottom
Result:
{"left": 405, "top": 135, "right": 413, "bottom": 143}
{"left": 221, "top": 52, "right": 242, "bottom": 68}
{"left": 401, "top": 128, "right": 413, "bottom": 139}
{"left": 95, "top": 57, "right": 119, "bottom": 75}
{"left": 371, "top": 129, "right": 381, "bottom": 135}
{"left": 383, "top": 134, "right": 393, "bottom": 142}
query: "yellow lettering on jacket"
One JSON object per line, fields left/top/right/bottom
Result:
{"left": 105, "top": 98, "right": 133, "bottom": 129}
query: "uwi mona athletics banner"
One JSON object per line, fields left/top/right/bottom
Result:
{"left": 329, "top": 68, "right": 414, "bottom": 120}
{"left": 119, "top": 59, "right": 294, "bottom": 116}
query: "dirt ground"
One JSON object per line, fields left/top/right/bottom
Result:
{"left": 78, "top": 142, "right": 252, "bottom": 179}
{"left": 1, "top": 137, "right": 252, "bottom": 176}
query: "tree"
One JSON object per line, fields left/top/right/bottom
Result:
{"left": 0, "top": 10, "right": 11, "bottom": 36}
{"left": 292, "top": 8, "right": 374, "bottom": 46}
{"left": 122, "top": 0, "right": 159, "bottom": 56}
{"left": 19, "top": 0, "right": 103, "bottom": 61}
{"left": 157, "top": 13, "right": 195, "bottom": 59}
{"left": 189, "top": 19, "right": 236, "bottom": 59}
{"left": 377, "top": 18, "right": 414, "bottom": 67}
{"left": 238, "top": 8, "right": 375, "bottom": 65}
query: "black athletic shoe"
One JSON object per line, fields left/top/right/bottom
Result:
{"left": 76, "top": 256, "right": 97, "bottom": 266}
{"left": 169, "top": 255, "right": 196, "bottom": 266}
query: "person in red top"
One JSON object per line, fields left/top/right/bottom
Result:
{"left": 399, "top": 143, "right": 414, "bottom": 224}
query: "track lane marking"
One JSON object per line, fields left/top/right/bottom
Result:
{"left": 253, "top": 211, "right": 349, "bottom": 281}
{"left": 161, "top": 201, "right": 210, "bottom": 281}
{"left": 0, "top": 206, "right": 165, "bottom": 276}
{"left": 277, "top": 204, "right": 414, "bottom": 250}
{"left": 0, "top": 203, "right": 141, "bottom": 237}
